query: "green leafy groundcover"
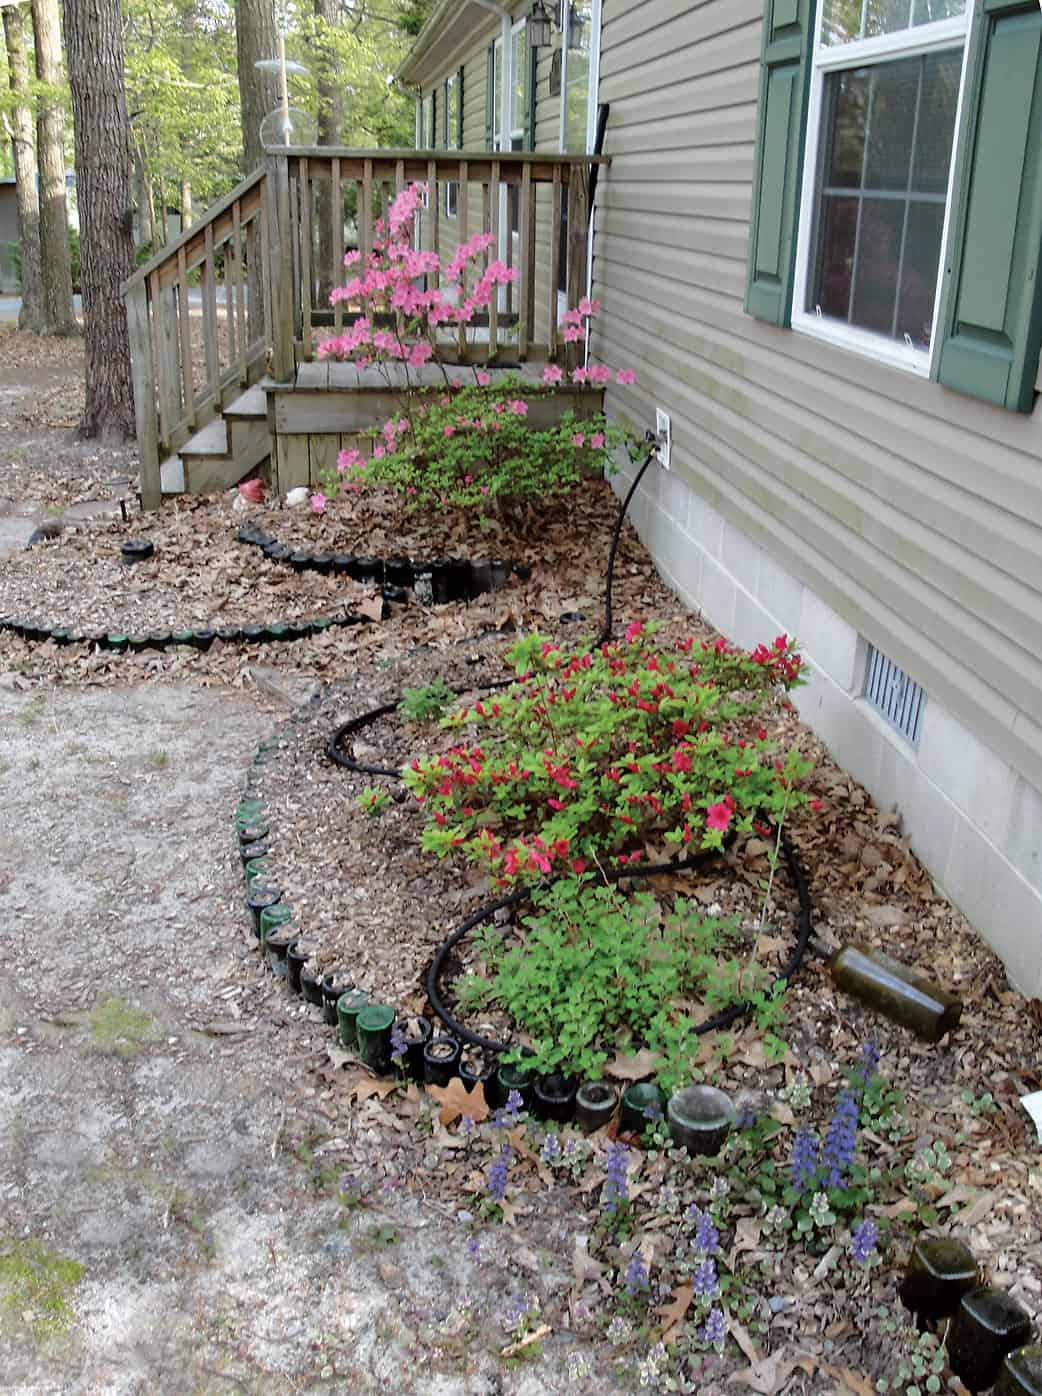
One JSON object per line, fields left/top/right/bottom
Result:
{"left": 458, "top": 879, "right": 789, "bottom": 1092}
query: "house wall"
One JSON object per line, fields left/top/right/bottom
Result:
{"left": 0, "top": 183, "right": 21, "bottom": 292}
{"left": 593, "top": 0, "right": 1042, "bottom": 993}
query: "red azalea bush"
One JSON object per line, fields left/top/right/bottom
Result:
{"left": 401, "top": 623, "right": 810, "bottom": 884}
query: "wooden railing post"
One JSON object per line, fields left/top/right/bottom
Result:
{"left": 265, "top": 151, "right": 296, "bottom": 382}
{"left": 125, "top": 275, "right": 161, "bottom": 510}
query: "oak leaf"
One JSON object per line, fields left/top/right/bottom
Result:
{"left": 343, "top": 1071, "right": 398, "bottom": 1104}
{"left": 654, "top": 1283, "right": 694, "bottom": 1344}
{"left": 427, "top": 1076, "right": 491, "bottom": 1127}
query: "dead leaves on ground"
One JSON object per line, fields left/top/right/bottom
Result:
{"left": 427, "top": 1076, "right": 490, "bottom": 1127}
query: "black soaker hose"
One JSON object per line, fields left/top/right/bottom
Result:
{"left": 324, "top": 440, "right": 816, "bottom": 1048}
{"left": 425, "top": 830, "right": 814, "bottom": 1055}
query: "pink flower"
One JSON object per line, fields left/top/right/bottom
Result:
{"left": 572, "top": 367, "right": 589, "bottom": 384}
{"left": 586, "top": 364, "right": 612, "bottom": 384}
{"left": 443, "top": 425, "right": 456, "bottom": 437}
{"left": 476, "top": 371, "right": 491, "bottom": 386}
{"left": 451, "top": 377, "right": 463, "bottom": 388}
{"left": 616, "top": 368, "right": 638, "bottom": 385}
{"left": 344, "top": 249, "right": 361, "bottom": 267}
{"left": 572, "top": 432, "right": 586, "bottom": 447}
{"left": 479, "top": 485, "right": 490, "bottom": 494}
{"left": 577, "top": 296, "right": 601, "bottom": 317}
{"left": 591, "top": 431, "right": 606, "bottom": 449}
{"left": 706, "top": 801, "right": 733, "bottom": 833}
{"left": 507, "top": 399, "right": 528, "bottom": 416}
{"left": 372, "top": 444, "right": 386, "bottom": 458}
{"left": 463, "top": 474, "right": 473, "bottom": 484}
{"left": 310, "top": 492, "right": 327, "bottom": 514}
{"left": 543, "top": 364, "right": 564, "bottom": 384}
{"left": 562, "top": 325, "right": 584, "bottom": 343}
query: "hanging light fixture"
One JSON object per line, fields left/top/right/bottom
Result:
{"left": 528, "top": 0, "right": 554, "bottom": 48}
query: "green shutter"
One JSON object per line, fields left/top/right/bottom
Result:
{"left": 745, "top": 0, "right": 817, "bottom": 327}
{"left": 524, "top": 35, "right": 538, "bottom": 151}
{"left": 457, "top": 65, "right": 465, "bottom": 148}
{"left": 935, "top": 0, "right": 1042, "bottom": 412}
{"left": 486, "top": 44, "right": 495, "bottom": 149}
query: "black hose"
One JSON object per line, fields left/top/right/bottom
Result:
{"left": 424, "top": 830, "right": 814, "bottom": 1054}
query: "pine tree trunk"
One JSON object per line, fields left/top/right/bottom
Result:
{"left": 235, "top": 0, "right": 279, "bottom": 343}
{"left": 315, "top": 0, "right": 344, "bottom": 307}
{"left": 63, "top": 0, "right": 136, "bottom": 441}
{"left": 2, "top": 4, "right": 44, "bottom": 332}
{"left": 179, "top": 178, "right": 192, "bottom": 230}
{"left": 30, "top": 0, "right": 77, "bottom": 336}
{"left": 135, "top": 150, "right": 154, "bottom": 251}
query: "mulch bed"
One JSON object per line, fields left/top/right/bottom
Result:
{"left": 226, "top": 490, "right": 1042, "bottom": 1394}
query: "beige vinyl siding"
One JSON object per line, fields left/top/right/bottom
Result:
{"left": 594, "top": 0, "right": 1042, "bottom": 793}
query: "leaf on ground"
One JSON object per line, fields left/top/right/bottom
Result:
{"left": 655, "top": 1283, "right": 694, "bottom": 1344}
{"left": 427, "top": 1076, "right": 490, "bottom": 1127}
{"left": 605, "top": 1048, "right": 661, "bottom": 1082}
{"left": 342, "top": 1070, "right": 398, "bottom": 1104}
{"left": 572, "top": 1235, "right": 606, "bottom": 1287}
{"left": 507, "top": 1124, "right": 539, "bottom": 1167}
{"left": 730, "top": 1320, "right": 762, "bottom": 1365}
{"left": 824, "top": 1366, "right": 877, "bottom": 1396}
{"left": 863, "top": 903, "right": 907, "bottom": 928}
{"left": 728, "top": 1217, "right": 763, "bottom": 1267}
{"left": 356, "top": 593, "right": 385, "bottom": 622}
{"left": 730, "top": 1355, "right": 797, "bottom": 1395}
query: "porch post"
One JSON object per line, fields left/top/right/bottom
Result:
{"left": 265, "top": 151, "right": 296, "bottom": 383}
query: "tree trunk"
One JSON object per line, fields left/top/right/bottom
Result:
{"left": 179, "top": 177, "right": 192, "bottom": 231}
{"left": 30, "top": 0, "right": 77, "bottom": 335}
{"left": 63, "top": 0, "right": 137, "bottom": 441}
{"left": 135, "top": 150, "right": 154, "bottom": 251}
{"left": 315, "top": 0, "right": 344, "bottom": 306}
{"left": 235, "top": 0, "right": 279, "bottom": 344}
{"left": 2, "top": 4, "right": 44, "bottom": 332}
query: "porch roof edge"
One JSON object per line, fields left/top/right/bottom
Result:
{"left": 398, "top": 0, "right": 501, "bottom": 87}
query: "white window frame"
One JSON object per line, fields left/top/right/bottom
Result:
{"left": 557, "top": 0, "right": 602, "bottom": 321}
{"left": 444, "top": 71, "right": 460, "bottom": 220}
{"left": 791, "top": 7, "right": 974, "bottom": 378}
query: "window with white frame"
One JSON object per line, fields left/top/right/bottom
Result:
{"left": 444, "top": 71, "right": 460, "bottom": 218}
{"left": 792, "top": 0, "right": 970, "bottom": 375}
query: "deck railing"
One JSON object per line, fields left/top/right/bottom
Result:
{"left": 124, "top": 147, "right": 604, "bottom": 508}
{"left": 264, "top": 147, "right": 601, "bottom": 379}
{"left": 124, "top": 168, "right": 269, "bottom": 508}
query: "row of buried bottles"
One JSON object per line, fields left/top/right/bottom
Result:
{"left": 902, "top": 1236, "right": 1039, "bottom": 1394}
{"left": 238, "top": 789, "right": 739, "bottom": 1155}
{"left": 236, "top": 522, "right": 522, "bottom": 605}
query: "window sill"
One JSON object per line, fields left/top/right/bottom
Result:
{"left": 790, "top": 312, "right": 932, "bottom": 379}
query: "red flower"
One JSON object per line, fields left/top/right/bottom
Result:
{"left": 706, "top": 801, "right": 732, "bottom": 832}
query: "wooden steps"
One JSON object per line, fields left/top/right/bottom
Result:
{"left": 168, "top": 386, "right": 271, "bottom": 497}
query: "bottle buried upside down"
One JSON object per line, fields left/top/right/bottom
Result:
{"left": 828, "top": 943, "right": 962, "bottom": 1042}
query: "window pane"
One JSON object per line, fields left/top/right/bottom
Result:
{"left": 865, "top": 0, "right": 912, "bottom": 39}
{"left": 813, "top": 194, "right": 859, "bottom": 319}
{"left": 493, "top": 44, "right": 503, "bottom": 141}
{"left": 864, "top": 58, "right": 917, "bottom": 190}
{"left": 912, "top": 0, "right": 964, "bottom": 24}
{"left": 825, "top": 69, "right": 868, "bottom": 187}
{"left": 850, "top": 197, "right": 904, "bottom": 332}
{"left": 808, "top": 49, "right": 960, "bottom": 346}
{"left": 913, "top": 49, "right": 960, "bottom": 193}
{"left": 564, "top": 1, "right": 592, "bottom": 152}
{"left": 896, "top": 200, "right": 944, "bottom": 345}
{"left": 822, "top": 0, "right": 864, "bottom": 46}
{"left": 822, "top": 0, "right": 964, "bottom": 44}
{"left": 511, "top": 26, "right": 527, "bottom": 133}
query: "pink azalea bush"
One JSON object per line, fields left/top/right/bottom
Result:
{"left": 314, "top": 182, "right": 641, "bottom": 516}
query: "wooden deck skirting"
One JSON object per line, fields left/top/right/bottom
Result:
{"left": 267, "top": 361, "right": 606, "bottom": 495}
{"left": 123, "top": 148, "right": 606, "bottom": 509}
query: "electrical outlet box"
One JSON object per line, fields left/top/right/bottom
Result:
{"left": 655, "top": 408, "right": 672, "bottom": 470}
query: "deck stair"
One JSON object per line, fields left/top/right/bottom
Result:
{"left": 160, "top": 385, "right": 269, "bottom": 497}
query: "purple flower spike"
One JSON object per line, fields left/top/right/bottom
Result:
{"left": 851, "top": 1217, "right": 878, "bottom": 1264}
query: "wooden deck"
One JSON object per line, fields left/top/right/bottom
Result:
{"left": 123, "top": 147, "right": 604, "bottom": 508}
